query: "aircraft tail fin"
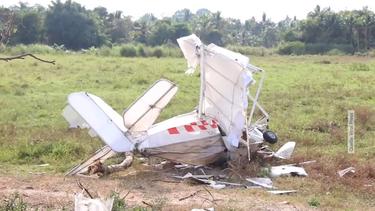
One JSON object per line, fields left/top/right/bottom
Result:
{"left": 123, "top": 79, "right": 178, "bottom": 132}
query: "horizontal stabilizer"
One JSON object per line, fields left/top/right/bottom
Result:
{"left": 62, "top": 92, "right": 134, "bottom": 152}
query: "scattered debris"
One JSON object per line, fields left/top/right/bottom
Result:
{"left": 270, "top": 165, "right": 308, "bottom": 177}
{"left": 286, "top": 160, "right": 316, "bottom": 166}
{"left": 246, "top": 178, "right": 274, "bottom": 189}
{"left": 173, "top": 172, "right": 213, "bottom": 180}
{"left": 61, "top": 34, "right": 309, "bottom": 195}
{"left": 209, "top": 182, "right": 226, "bottom": 189}
{"left": 268, "top": 190, "right": 297, "bottom": 195}
{"left": 337, "top": 167, "right": 355, "bottom": 177}
{"left": 36, "top": 163, "right": 49, "bottom": 167}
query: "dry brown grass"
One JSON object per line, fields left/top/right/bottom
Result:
{"left": 354, "top": 106, "right": 375, "bottom": 136}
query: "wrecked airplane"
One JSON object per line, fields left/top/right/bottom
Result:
{"left": 62, "top": 34, "right": 296, "bottom": 176}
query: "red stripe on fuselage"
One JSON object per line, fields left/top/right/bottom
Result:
{"left": 168, "top": 127, "right": 179, "bottom": 134}
{"left": 184, "top": 125, "right": 194, "bottom": 132}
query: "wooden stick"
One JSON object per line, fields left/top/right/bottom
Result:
{"left": 76, "top": 180, "right": 94, "bottom": 199}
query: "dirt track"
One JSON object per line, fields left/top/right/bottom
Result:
{"left": 0, "top": 169, "right": 311, "bottom": 210}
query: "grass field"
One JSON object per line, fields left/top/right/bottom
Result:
{"left": 0, "top": 54, "right": 374, "bottom": 209}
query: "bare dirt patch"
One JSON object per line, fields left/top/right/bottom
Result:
{"left": 0, "top": 168, "right": 310, "bottom": 210}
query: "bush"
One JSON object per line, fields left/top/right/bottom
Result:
{"left": 227, "top": 45, "right": 273, "bottom": 56}
{"left": 120, "top": 45, "right": 137, "bottom": 57}
{"left": 278, "top": 41, "right": 305, "bottom": 55}
{"left": 0, "top": 44, "right": 62, "bottom": 55}
{"left": 137, "top": 45, "right": 147, "bottom": 57}
{"left": 326, "top": 48, "right": 346, "bottom": 56}
{"left": 305, "top": 43, "right": 353, "bottom": 54}
{"left": 153, "top": 48, "right": 163, "bottom": 58}
{"left": 368, "top": 49, "right": 375, "bottom": 57}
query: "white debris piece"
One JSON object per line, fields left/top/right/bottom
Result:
{"left": 191, "top": 208, "right": 214, "bottom": 211}
{"left": 246, "top": 178, "right": 274, "bottom": 189}
{"left": 74, "top": 193, "right": 114, "bottom": 211}
{"left": 209, "top": 181, "right": 226, "bottom": 189}
{"left": 268, "top": 190, "right": 297, "bottom": 195}
{"left": 337, "top": 167, "right": 355, "bottom": 177}
{"left": 270, "top": 165, "right": 308, "bottom": 177}
{"left": 274, "top": 142, "right": 296, "bottom": 159}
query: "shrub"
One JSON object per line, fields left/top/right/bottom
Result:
{"left": 305, "top": 43, "right": 353, "bottom": 54}
{"left": 120, "top": 46, "right": 137, "bottom": 57}
{"left": 227, "top": 45, "right": 273, "bottom": 56}
{"left": 137, "top": 45, "right": 147, "bottom": 57}
{"left": 308, "top": 197, "right": 320, "bottom": 208}
{"left": 368, "top": 49, "right": 375, "bottom": 57}
{"left": 326, "top": 48, "right": 346, "bottom": 56}
{"left": 278, "top": 41, "right": 305, "bottom": 55}
{"left": 153, "top": 48, "right": 163, "bottom": 58}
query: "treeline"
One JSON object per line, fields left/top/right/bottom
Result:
{"left": 1, "top": 1, "right": 375, "bottom": 55}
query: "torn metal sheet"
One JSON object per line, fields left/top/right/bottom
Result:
{"left": 273, "top": 142, "right": 296, "bottom": 159}
{"left": 338, "top": 167, "right": 355, "bottom": 177}
{"left": 173, "top": 173, "right": 213, "bottom": 185}
{"left": 267, "top": 190, "right": 298, "bottom": 195}
{"left": 246, "top": 178, "right": 274, "bottom": 189}
{"left": 173, "top": 172, "right": 213, "bottom": 180}
{"left": 270, "top": 165, "right": 308, "bottom": 177}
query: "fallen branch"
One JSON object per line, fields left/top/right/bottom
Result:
{"left": 87, "top": 152, "right": 134, "bottom": 176}
{"left": 142, "top": 200, "right": 153, "bottom": 207}
{"left": 0, "top": 53, "right": 55, "bottom": 65}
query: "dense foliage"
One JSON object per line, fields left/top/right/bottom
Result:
{"left": 1, "top": 1, "right": 375, "bottom": 54}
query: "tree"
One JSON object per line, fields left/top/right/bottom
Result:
{"left": 12, "top": 10, "right": 43, "bottom": 44}
{"left": 148, "top": 19, "right": 173, "bottom": 46}
{"left": 45, "top": 0, "right": 105, "bottom": 50}
{"left": 0, "top": 8, "right": 16, "bottom": 46}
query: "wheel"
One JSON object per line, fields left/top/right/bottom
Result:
{"left": 263, "top": 130, "right": 278, "bottom": 144}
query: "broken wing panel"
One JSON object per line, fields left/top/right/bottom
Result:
{"left": 62, "top": 92, "right": 134, "bottom": 152}
{"left": 123, "top": 79, "right": 178, "bottom": 132}
{"left": 203, "top": 44, "right": 253, "bottom": 147}
{"left": 178, "top": 35, "right": 254, "bottom": 148}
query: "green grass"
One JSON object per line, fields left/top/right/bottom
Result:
{"left": 0, "top": 53, "right": 374, "bottom": 209}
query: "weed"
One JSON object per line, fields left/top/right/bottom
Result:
{"left": 0, "top": 193, "right": 27, "bottom": 211}
{"left": 111, "top": 191, "right": 127, "bottom": 211}
{"left": 308, "top": 197, "right": 320, "bottom": 208}
{"left": 350, "top": 63, "right": 370, "bottom": 71}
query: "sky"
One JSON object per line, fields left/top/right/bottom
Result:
{"left": 1, "top": 0, "right": 375, "bottom": 22}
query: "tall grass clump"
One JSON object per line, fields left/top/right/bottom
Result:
{"left": 0, "top": 44, "right": 64, "bottom": 55}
